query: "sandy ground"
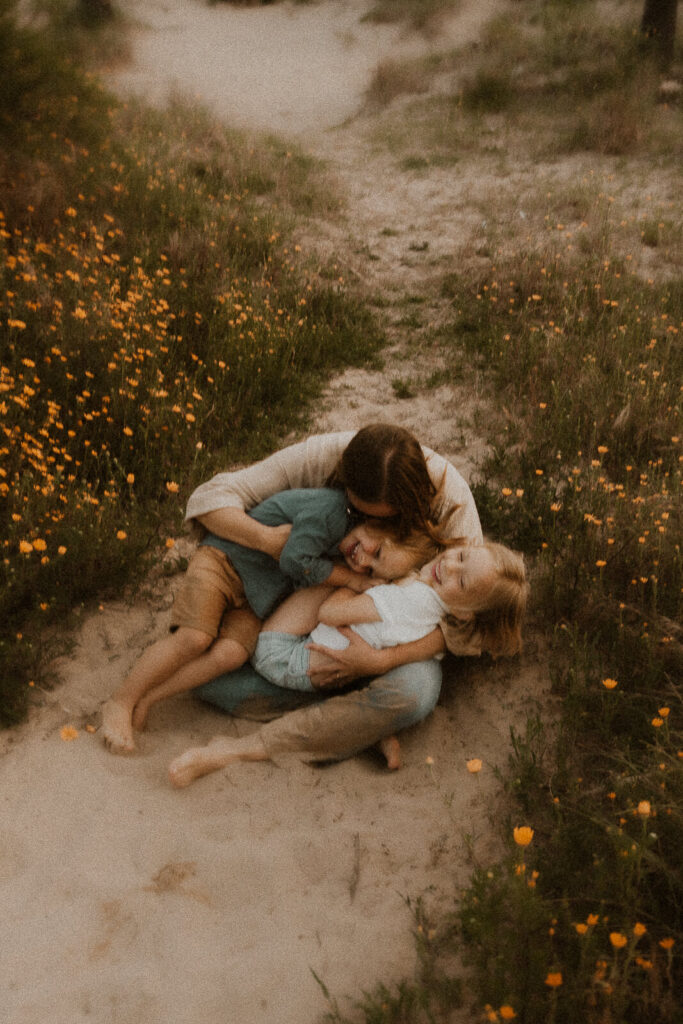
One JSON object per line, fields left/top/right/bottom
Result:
{"left": 1, "top": 3, "right": 554, "bottom": 1022}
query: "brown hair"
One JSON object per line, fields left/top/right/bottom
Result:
{"left": 446, "top": 542, "right": 529, "bottom": 657}
{"left": 330, "top": 423, "right": 443, "bottom": 540}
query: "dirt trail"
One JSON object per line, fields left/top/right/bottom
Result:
{"left": 1, "top": 4, "right": 552, "bottom": 1023}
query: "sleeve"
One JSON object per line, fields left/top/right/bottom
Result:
{"left": 423, "top": 447, "right": 483, "bottom": 545}
{"left": 184, "top": 432, "right": 353, "bottom": 523}
{"left": 278, "top": 501, "right": 348, "bottom": 588}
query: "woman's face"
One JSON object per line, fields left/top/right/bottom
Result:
{"left": 419, "top": 546, "right": 496, "bottom": 616}
{"left": 340, "top": 523, "right": 416, "bottom": 580}
{"left": 346, "top": 488, "right": 397, "bottom": 521}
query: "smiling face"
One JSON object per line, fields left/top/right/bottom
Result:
{"left": 339, "top": 522, "right": 420, "bottom": 580}
{"left": 419, "top": 545, "right": 497, "bottom": 617}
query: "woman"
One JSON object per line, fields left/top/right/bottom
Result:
{"left": 184, "top": 424, "right": 484, "bottom": 763}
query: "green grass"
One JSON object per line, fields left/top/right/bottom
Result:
{"left": 0, "top": 1, "right": 383, "bottom": 722}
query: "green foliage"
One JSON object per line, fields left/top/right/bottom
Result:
{"left": 0, "top": 8, "right": 383, "bottom": 721}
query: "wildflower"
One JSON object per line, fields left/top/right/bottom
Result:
{"left": 7, "top": 318, "right": 26, "bottom": 329}
{"left": 550, "top": 502, "right": 562, "bottom": 512}
{"left": 467, "top": 758, "right": 483, "bottom": 773}
{"left": 58, "top": 546, "right": 67, "bottom": 555}
{"left": 33, "top": 538, "right": 47, "bottom": 552}
{"left": 425, "top": 756, "right": 434, "bottom": 765}
{"left": 165, "top": 538, "right": 175, "bottom": 549}
{"left": 652, "top": 718, "right": 664, "bottom": 728}
{"left": 126, "top": 473, "right": 135, "bottom": 484}
{"left": 515, "top": 489, "right": 524, "bottom": 497}
{"left": 501, "top": 487, "right": 512, "bottom": 496}
{"left": 637, "top": 801, "right": 651, "bottom": 818}
{"left": 587, "top": 914, "right": 599, "bottom": 926}
{"left": 602, "top": 678, "right": 618, "bottom": 689}
{"left": 513, "top": 826, "right": 534, "bottom": 847}
{"left": 659, "top": 938, "right": 675, "bottom": 950}
{"left": 19, "top": 540, "right": 33, "bottom": 554}
{"left": 596, "top": 560, "right": 606, "bottom": 568}
{"left": 636, "top": 957, "right": 653, "bottom": 969}
{"left": 116, "top": 530, "right": 127, "bottom": 540}
{"left": 658, "top": 707, "right": 670, "bottom": 718}
{"left": 633, "top": 923, "right": 647, "bottom": 937}
{"left": 500, "top": 1008, "right": 516, "bottom": 1021}
{"left": 166, "top": 481, "right": 180, "bottom": 493}
{"left": 545, "top": 972, "right": 562, "bottom": 988}
{"left": 60, "top": 725, "right": 79, "bottom": 741}
{"left": 610, "top": 932, "right": 628, "bottom": 949}
{"left": 575, "top": 923, "right": 588, "bottom": 935}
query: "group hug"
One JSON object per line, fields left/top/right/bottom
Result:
{"left": 101, "top": 423, "right": 528, "bottom": 785}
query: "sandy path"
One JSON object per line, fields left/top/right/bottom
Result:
{"left": 1, "top": 3, "right": 549, "bottom": 1023}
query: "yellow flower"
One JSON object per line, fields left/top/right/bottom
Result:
{"left": 602, "top": 678, "right": 618, "bottom": 689}
{"left": 513, "top": 826, "right": 534, "bottom": 847}
{"left": 637, "top": 800, "right": 651, "bottom": 818}
{"left": 652, "top": 717, "right": 664, "bottom": 728}
{"left": 466, "top": 758, "right": 483, "bottom": 773}
{"left": 633, "top": 923, "right": 647, "bottom": 937}
{"left": 123, "top": 426, "right": 133, "bottom": 437}
{"left": 425, "top": 756, "right": 434, "bottom": 765}
{"left": 575, "top": 923, "right": 588, "bottom": 935}
{"left": 116, "top": 530, "right": 127, "bottom": 540}
{"left": 587, "top": 914, "right": 600, "bottom": 926}
{"left": 610, "top": 932, "right": 628, "bottom": 949}
{"left": 658, "top": 707, "right": 670, "bottom": 718}
{"left": 500, "top": 1007, "right": 516, "bottom": 1020}
{"left": 126, "top": 473, "right": 135, "bottom": 484}
{"left": 7, "top": 318, "right": 26, "bottom": 329}
{"left": 58, "top": 546, "right": 67, "bottom": 555}
{"left": 501, "top": 487, "right": 513, "bottom": 497}
{"left": 33, "top": 538, "right": 47, "bottom": 552}
{"left": 60, "top": 725, "right": 79, "bottom": 741}
{"left": 659, "top": 938, "right": 675, "bottom": 950}
{"left": 19, "top": 540, "right": 33, "bottom": 554}
{"left": 545, "top": 972, "right": 563, "bottom": 988}
{"left": 165, "top": 538, "right": 175, "bottom": 549}
{"left": 166, "top": 481, "right": 180, "bottom": 493}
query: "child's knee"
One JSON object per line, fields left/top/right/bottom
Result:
{"left": 173, "top": 627, "right": 213, "bottom": 658}
{"left": 210, "top": 638, "right": 249, "bottom": 673}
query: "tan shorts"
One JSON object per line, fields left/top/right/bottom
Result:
{"left": 170, "top": 545, "right": 261, "bottom": 656}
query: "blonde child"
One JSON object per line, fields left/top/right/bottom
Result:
{"left": 168, "top": 533, "right": 528, "bottom": 786}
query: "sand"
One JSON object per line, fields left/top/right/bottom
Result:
{"left": 1, "top": 3, "right": 552, "bottom": 1022}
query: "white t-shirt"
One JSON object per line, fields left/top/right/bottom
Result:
{"left": 310, "top": 579, "right": 448, "bottom": 651}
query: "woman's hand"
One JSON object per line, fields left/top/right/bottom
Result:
{"left": 306, "top": 630, "right": 387, "bottom": 690}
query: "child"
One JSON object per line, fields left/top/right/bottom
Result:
{"left": 167, "top": 536, "right": 528, "bottom": 787}
{"left": 101, "top": 489, "right": 418, "bottom": 753}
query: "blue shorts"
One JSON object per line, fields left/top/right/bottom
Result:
{"left": 251, "top": 631, "right": 315, "bottom": 692}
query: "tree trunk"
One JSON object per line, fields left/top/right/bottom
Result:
{"left": 640, "top": 0, "right": 678, "bottom": 68}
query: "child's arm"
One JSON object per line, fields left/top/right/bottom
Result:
{"left": 317, "top": 587, "right": 382, "bottom": 628}
{"left": 323, "top": 562, "right": 376, "bottom": 592}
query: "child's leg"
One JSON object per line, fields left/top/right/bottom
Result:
{"left": 132, "top": 636, "right": 249, "bottom": 731}
{"left": 132, "top": 605, "right": 261, "bottom": 729}
{"left": 261, "top": 584, "right": 333, "bottom": 637}
{"left": 102, "top": 626, "right": 213, "bottom": 753}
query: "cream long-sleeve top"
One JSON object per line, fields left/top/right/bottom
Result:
{"left": 185, "top": 431, "right": 483, "bottom": 545}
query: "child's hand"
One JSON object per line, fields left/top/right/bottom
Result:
{"left": 346, "top": 574, "right": 377, "bottom": 593}
{"left": 265, "top": 522, "right": 293, "bottom": 559}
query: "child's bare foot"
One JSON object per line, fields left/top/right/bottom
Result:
{"left": 378, "top": 734, "right": 401, "bottom": 771}
{"left": 131, "top": 696, "right": 152, "bottom": 732}
{"left": 101, "top": 699, "right": 136, "bottom": 753}
{"left": 168, "top": 734, "right": 268, "bottom": 789}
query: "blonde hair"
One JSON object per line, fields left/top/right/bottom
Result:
{"left": 362, "top": 519, "right": 441, "bottom": 574}
{"left": 446, "top": 542, "right": 528, "bottom": 657}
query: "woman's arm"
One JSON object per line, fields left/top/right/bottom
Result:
{"left": 197, "top": 508, "right": 292, "bottom": 558}
{"left": 307, "top": 627, "right": 446, "bottom": 689}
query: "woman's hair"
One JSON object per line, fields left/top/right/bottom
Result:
{"left": 448, "top": 542, "right": 529, "bottom": 658}
{"left": 329, "top": 423, "right": 441, "bottom": 540}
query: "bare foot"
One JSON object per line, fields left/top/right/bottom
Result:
{"left": 131, "top": 697, "right": 152, "bottom": 732}
{"left": 378, "top": 734, "right": 401, "bottom": 771}
{"left": 168, "top": 734, "right": 268, "bottom": 789}
{"left": 101, "top": 699, "right": 136, "bottom": 753}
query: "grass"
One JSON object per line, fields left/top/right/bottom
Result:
{"left": 315, "top": 2, "right": 682, "bottom": 1022}
{"left": 366, "top": 0, "right": 682, "bottom": 165}
{"left": 0, "top": 0, "right": 383, "bottom": 723}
